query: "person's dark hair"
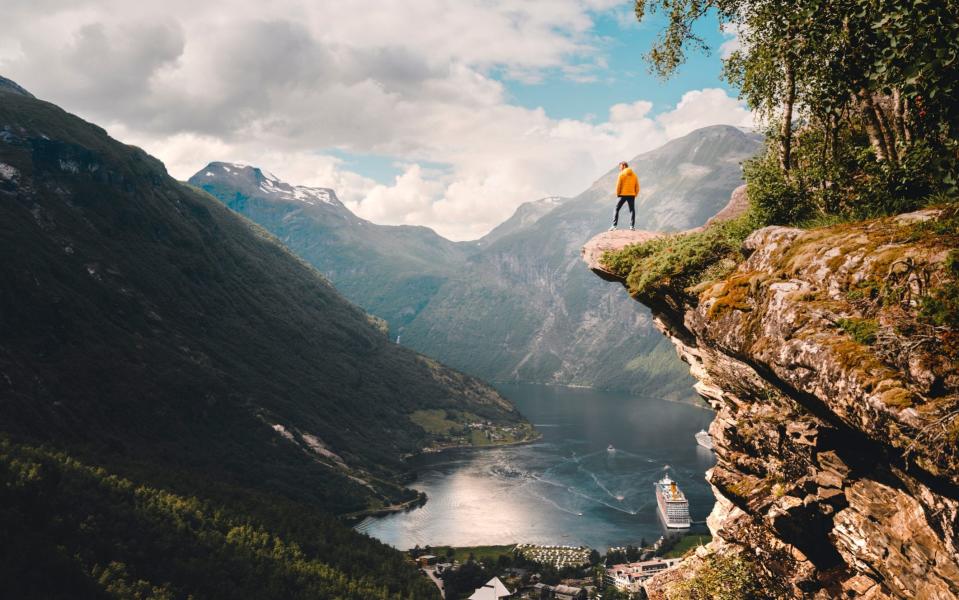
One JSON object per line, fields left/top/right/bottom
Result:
{"left": 620, "top": 161, "right": 629, "bottom": 167}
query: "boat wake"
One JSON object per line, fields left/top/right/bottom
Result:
{"left": 531, "top": 473, "right": 638, "bottom": 516}
{"left": 524, "top": 488, "right": 584, "bottom": 516}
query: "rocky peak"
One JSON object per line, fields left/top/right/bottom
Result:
{"left": 583, "top": 200, "right": 959, "bottom": 598}
{"left": 477, "top": 195, "right": 568, "bottom": 247}
{"left": 193, "top": 162, "right": 342, "bottom": 207}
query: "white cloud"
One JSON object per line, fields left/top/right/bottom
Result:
{"left": 719, "top": 22, "right": 743, "bottom": 59}
{"left": 1, "top": 0, "right": 754, "bottom": 240}
{"left": 609, "top": 100, "right": 654, "bottom": 123}
{"left": 345, "top": 88, "right": 756, "bottom": 239}
{"left": 655, "top": 88, "right": 755, "bottom": 138}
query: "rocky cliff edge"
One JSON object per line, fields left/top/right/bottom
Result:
{"left": 583, "top": 199, "right": 959, "bottom": 598}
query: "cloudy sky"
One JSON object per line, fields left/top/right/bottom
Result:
{"left": 3, "top": 0, "right": 752, "bottom": 240}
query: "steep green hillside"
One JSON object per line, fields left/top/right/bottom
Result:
{"left": 0, "top": 438, "right": 439, "bottom": 599}
{"left": 189, "top": 163, "right": 469, "bottom": 333}
{"left": 0, "top": 78, "right": 529, "bottom": 597}
{"left": 0, "top": 78, "right": 529, "bottom": 509}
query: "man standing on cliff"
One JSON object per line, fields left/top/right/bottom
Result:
{"left": 609, "top": 161, "right": 639, "bottom": 231}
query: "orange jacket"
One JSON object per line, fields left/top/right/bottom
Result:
{"left": 616, "top": 168, "right": 639, "bottom": 197}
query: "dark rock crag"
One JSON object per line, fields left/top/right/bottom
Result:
{"left": 583, "top": 203, "right": 959, "bottom": 598}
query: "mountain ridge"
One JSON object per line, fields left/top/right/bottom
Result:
{"left": 0, "top": 75, "right": 485, "bottom": 599}
{"left": 189, "top": 161, "right": 470, "bottom": 333}
{"left": 191, "top": 125, "right": 762, "bottom": 398}
{"left": 401, "top": 125, "right": 763, "bottom": 395}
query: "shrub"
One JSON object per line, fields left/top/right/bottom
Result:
{"left": 837, "top": 317, "right": 880, "bottom": 345}
{"left": 665, "top": 552, "right": 766, "bottom": 600}
{"left": 744, "top": 149, "right": 813, "bottom": 226}
{"left": 850, "top": 141, "right": 944, "bottom": 219}
{"left": 745, "top": 136, "right": 956, "bottom": 229}
{"left": 919, "top": 250, "right": 959, "bottom": 329}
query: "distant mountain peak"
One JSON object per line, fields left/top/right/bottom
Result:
{"left": 0, "top": 75, "right": 34, "bottom": 98}
{"left": 536, "top": 196, "right": 564, "bottom": 205}
{"left": 194, "top": 162, "right": 342, "bottom": 207}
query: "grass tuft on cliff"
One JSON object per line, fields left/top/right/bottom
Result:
{"left": 837, "top": 317, "right": 880, "bottom": 345}
{"left": 602, "top": 216, "right": 757, "bottom": 301}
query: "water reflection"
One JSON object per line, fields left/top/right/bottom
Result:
{"left": 357, "top": 384, "right": 716, "bottom": 550}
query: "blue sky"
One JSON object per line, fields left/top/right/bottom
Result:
{"left": 339, "top": 7, "right": 735, "bottom": 185}
{"left": 506, "top": 9, "right": 733, "bottom": 120}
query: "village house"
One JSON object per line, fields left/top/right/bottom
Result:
{"left": 416, "top": 554, "right": 438, "bottom": 568}
{"left": 604, "top": 558, "right": 682, "bottom": 593}
{"left": 468, "top": 576, "right": 513, "bottom": 600}
{"left": 528, "top": 582, "right": 586, "bottom": 600}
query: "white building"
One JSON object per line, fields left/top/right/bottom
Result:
{"left": 468, "top": 576, "right": 512, "bottom": 600}
{"left": 605, "top": 558, "right": 682, "bottom": 593}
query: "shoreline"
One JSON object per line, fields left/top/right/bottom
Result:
{"left": 353, "top": 386, "right": 714, "bottom": 540}
{"left": 418, "top": 429, "right": 544, "bottom": 456}
{"left": 492, "top": 380, "right": 714, "bottom": 413}
{"left": 345, "top": 431, "right": 543, "bottom": 524}
{"left": 342, "top": 493, "right": 427, "bottom": 522}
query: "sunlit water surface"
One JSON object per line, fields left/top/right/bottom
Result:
{"left": 356, "top": 384, "right": 715, "bottom": 551}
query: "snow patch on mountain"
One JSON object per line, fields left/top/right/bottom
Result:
{"left": 198, "top": 162, "right": 341, "bottom": 207}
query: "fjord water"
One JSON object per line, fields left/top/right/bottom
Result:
{"left": 358, "top": 384, "right": 715, "bottom": 551}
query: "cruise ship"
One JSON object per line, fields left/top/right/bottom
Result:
{"left": 695, "top": 429, "right": 714, "bottom": 450}
{"left": 655, "top": 474, "right": 691, "bottom": 528}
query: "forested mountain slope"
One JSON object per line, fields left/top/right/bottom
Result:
{"left": 0, "top": 78, "right": 529, "bottom": 599}
{"left": 189, "top": 162, "right": 470, "bottom": 332}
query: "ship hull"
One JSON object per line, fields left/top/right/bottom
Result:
{"left": 655, "top": 491, "right": 691, "bottom": 528}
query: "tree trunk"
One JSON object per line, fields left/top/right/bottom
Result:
{"left": 892, "top": 88, "right": 908, "bottom": 147}
{"left": 858, "top": 90, "right": 889, "bottom": 162}
{"left": 873, "top": 99, "right": 899, "bottom": 164}
{"left": 829, "top": 111, "right": 840, "bottom": 164}
{"left": 780, "top": 58, "right": 796, "bottom": 175}
{"left": 900, "top": 92, "right": 913, "bottom": 145}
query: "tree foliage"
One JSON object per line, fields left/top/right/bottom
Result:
{"left": 0, "top": 437, "right": 439, "bottom": 599}
{"left": 635, "top": 0, "right": 959, "bottom": 223}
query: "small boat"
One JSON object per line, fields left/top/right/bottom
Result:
{"left": 695, "top": 429, "right": 714, "bottom": 451}
{"left": 607, "top": 444, "right": 615, "bottom": 453}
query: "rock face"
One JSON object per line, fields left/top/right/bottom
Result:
{"left": 584, "top": 207, "right": 959, "bottom": 598}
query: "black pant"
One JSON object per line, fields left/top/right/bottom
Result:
{"left": 613, "top": 195, "right": 635, "bottom": 227}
